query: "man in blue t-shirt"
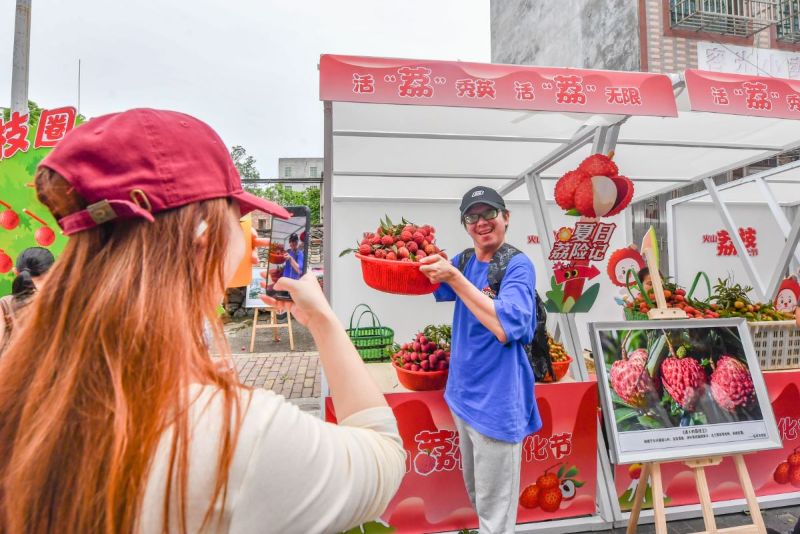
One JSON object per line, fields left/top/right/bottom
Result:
{"left": 282, "top": 233, "right": 304, "bottom": 280}
{"left": 420, "top": 186, "right": 541, "bottom": 533}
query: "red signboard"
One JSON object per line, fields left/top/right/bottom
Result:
{"left": 326, "top": 382, "right": 598, "bottom": 533}
{"left": 685, "top": 69, "right": 800, "bottom": 120}
{"left": 614, "top": 371, "right": 800, "bottom": 511}
{"left": 320, "top": 55, "right": 678, "bottom": 116}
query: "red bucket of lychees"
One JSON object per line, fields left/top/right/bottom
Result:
{"left": 391, "top": 325, "right": 451, "bottom": 391}
{"left": 343, "top": 217, "right": 445, "bottom": 295}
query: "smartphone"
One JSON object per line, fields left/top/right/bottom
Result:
{"left": 264, "top": 206, "right": 311, "bottom": 301}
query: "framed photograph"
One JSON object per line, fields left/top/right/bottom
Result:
{"left": 245, "top": 266, "right": 268, "bottom": 309}
{"left": 588, "top": 319, "right": 781, "bottom": 465}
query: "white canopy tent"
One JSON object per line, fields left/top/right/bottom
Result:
{"left": 320, "top": 56, "right": 800, "bottom": 531}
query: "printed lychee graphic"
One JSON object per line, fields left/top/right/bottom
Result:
{"left": 539, "top": 487, "right": 563, "bottom": 513}
{"left": 660, "top": 345, "right": 707, "bottom": 411}
{"left": 0, "top": 249, "right": 12, "bottom": 274}
{"left": 0, "top": 200, "right": 19, "bottom": 230}
{"left": 578, "top": 153, "right": 619, "bottom": 177}
{"left": 519, "top": 483, "right": 540, "bottom": 509}
{"left": 554, "top": 170, "right": 589, "bottom": 210}
{"left": 413, "top": 450, "right": 436, "bottom": 476}
{"left": 709, "top": 356, "right": 755, "bottom": 413}
{"left": 610, "top": 348, "right": 661, "bottom": 408}
{"left": 774, "top": 462, "right": 791, "bottom": 485}
{"left": 606, "top": 246, "right": 645, "bottom": 287}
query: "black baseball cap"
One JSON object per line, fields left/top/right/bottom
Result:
{"left": 289, "top": 233, "right": 299, "bottom": 242}
{"left": 459, "top": 186, "right": 506, "bottom": 218}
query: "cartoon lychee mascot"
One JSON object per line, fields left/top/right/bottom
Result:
{"left": 607, "top": 245, "right": 646, "bottom": 288}
{"left": 555, "top": 153, "right": 634, "bottom": 218}
{"left": 774, "top": 277, "right": 800, "bottom": 313}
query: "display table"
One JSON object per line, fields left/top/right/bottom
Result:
{"left": 326, "top": 373, "right": 599, "bottom": 533}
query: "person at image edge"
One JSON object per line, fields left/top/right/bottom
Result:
{"left": 0, "top": 108, "right": 404, "bottom": 534}
{"left": 420, "top": 186, "right": 542, "bottom": 534}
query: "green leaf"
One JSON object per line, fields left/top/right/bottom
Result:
{"left": 339, "top": 248, "right": 356, "bottom": 257}
{"left": 565, "top": 466, "right": 578, "bottom": 478}
{"left": 557, "top": 465, "right": 566, "bottom": 479}
{"left": 570, "top": 283, "right": 600, "bottom": 313}
{"left": 565, "top": 208, "right": 581, "bottom": 216}
{"left": 562, "top": 296, "right": 576, "bottom": 313}
{"left": 615, "top": 407, "right": 640, "bottom": 424}
{"left": 636, "top": 415, "right": 663, "bottom": 429}
{"left": 646, "top": 334, "right": 667, "bottom": 377}
{"left": 544, "top": 298, "right": 561, "bottom": 313}
{"left": 573, "top": 480, "right": 586, "bottom": 488}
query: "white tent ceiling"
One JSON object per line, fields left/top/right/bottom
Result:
{"left": 330, "top": 92, "right": 800, "bottom": 204}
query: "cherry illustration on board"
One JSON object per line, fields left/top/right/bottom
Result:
{"left": 23, "top": 209, "right": 56, "bottom": 247}
{"left": 0, "top": 249, "right": 12, "bottom": 274}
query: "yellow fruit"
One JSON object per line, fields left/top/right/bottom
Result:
{"left": 734, "top": 301, "right": 745, "bottom": 309}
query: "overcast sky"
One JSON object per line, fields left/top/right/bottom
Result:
{"left": 1, "top": 0, "right": 490, "bottom": 177}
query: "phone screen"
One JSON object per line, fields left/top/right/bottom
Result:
{"left": 264, "top": 206, "right": 310, "bottom": 301}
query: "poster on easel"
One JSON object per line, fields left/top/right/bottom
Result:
{"left": 588, "top": 319, "right": 781, "bottom": 466}
{"left": 245, "top": 266, "right": 268, "bottom": 309}
{"left": 0, "top": 106, "right": 80, "bottom": 295}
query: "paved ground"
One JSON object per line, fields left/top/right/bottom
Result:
{"left": 217, "top": 319, "right": 799, "bottom": 533}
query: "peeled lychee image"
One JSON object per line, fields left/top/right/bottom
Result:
{"left": 709, "top": 356, "right": 755, "bottom": 413}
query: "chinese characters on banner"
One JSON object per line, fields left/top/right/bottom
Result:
{"left": 700, "top": 227, "right": 758, "bottom": 257}
{"left": 685, "top": 69, "right": 800, "bottom": 119}
{"left": 0, "top": 107, "right": 77, "bottom": 159}
{"left": 549, "top": 222, "right": 616, "bottom": 262}
{"left": 320, "top": 55, "right": 678, "bottom": 116}
{"left": 325, "top": 383, "right": 598, "bottom": 533}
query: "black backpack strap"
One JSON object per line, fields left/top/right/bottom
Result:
{"left": 487, "top": 243, "right": 523, "bottom": 296}
{"left": 457, "top": 248, "right": 475, "bottom": 273}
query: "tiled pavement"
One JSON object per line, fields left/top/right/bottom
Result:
{"left": 230, "top": 351, "right": 321, "bottom": 399}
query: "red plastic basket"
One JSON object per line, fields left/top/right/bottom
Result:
{"left": 394, "top": 365, "right": 449, "bottom": 391}
{"left": 543, "top": 355, "right": 573, "bottom": 383}
{"left": 269, "top": 252, "right": 285, "bottom": 265}
{"left": 356, "top": 254, "right": 440, "bottom": 295}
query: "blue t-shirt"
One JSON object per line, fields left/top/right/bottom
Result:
{"left": 282, "top": 250, "right": 304, "bottom": 280}
{"left": 434, "top": 252, "right": 542, "bottom": 443}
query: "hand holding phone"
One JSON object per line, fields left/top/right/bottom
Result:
{"left": 263, "top": 206, "right": 310, "bottom": 301}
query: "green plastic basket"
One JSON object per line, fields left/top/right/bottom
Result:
{"left": 346, "top": 304, "right": 394, "bottom": 362}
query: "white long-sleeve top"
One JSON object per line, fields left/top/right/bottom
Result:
{"left": 139, "top": 386, "right": 405, "bottom": 534}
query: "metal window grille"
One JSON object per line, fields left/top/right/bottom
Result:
{"left": 670, "top": 0, "right": 778, "bottom": 36}
{"left": 776, "top": 0, "right": 800, "bottom": 42}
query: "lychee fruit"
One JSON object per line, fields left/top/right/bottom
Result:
{"left": 414, "top": 451, "right": 436, "bottom": 476}
{"left": 538, "top": 487, "right": 563, "bottom": 512}
{"left": 400, "top": 230, "right": 413, "bottom": 241}
{"left": 536, "top": 468, "right": 560, "bottom": 490}
{"left": 573, "top": 175, "right": 618, "bottom": 217}
{"left": 386, "top": 251, "right": 397, "bottom": 261}
{"left": 610, "top": 349, "right": 661, "bottom": 409}
{"left": 519, "top": 483, "right": 540, "bottom": 509}
{"left": 660, "top": 356, "right": 707, "bottom": 411}
{"left": 381, "top": 235, "right": 395, "bottom": 246}
{"left": 407, "top": 241, "right": 419, "bottom": 253}
{"left": 578, "top": 153, "right": 618, "bottom": 177}
{"left": 710, "top": 356, "right": 755, "bottom": 413}
{"left": 554, "top": 169, "right": 590, "bottom": 210}
{"left": 374, "top": 249, "right": 387, "bottom": 259}
{"left": 412, "top": 231, "right": 425, "bottom": 245}
{"left": 774, "top": 462, "right": 791, "bottom": 484}
{"left": 398, "top": 247, "right": 410, "bottom": 259}
{"left": 358, "top": 244, "right": 372, "bottom": 255}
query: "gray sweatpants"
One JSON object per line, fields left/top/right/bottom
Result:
{"left": 452, "top": 411, "right": 523, "bottom": 534}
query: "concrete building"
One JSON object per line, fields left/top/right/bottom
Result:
{"left": 491, "top": 0, "right": 800, "bottom": 76}
{"left": 278, "top": 157, "right": 323, "bottom": 192}
{"left": 491, "top": 0, "right": 800, "bottom": 274}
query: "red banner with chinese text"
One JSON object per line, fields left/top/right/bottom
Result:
{"left": 320, "top": 55, "right": 678, "bottom": 117}
{"left": 326, "top": 381, "right": 598, "bottom": 533}
{"left": 685, "top": 69, "right": 800, "bottom": 120}
{"left": 614, "top": 370, "right": 800, "bottom": 511}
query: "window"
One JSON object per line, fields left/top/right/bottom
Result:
{"left": 284, "top": 166, "right": 292, "bottom": 178}
{"left": 776, "top": 0, "right": 800, "bottom": 42}
{"left": 668, "top": 0, "right": 777, "bottom": 38}
{"left": 309, "top": 166, "right": 318, "bottom": 178}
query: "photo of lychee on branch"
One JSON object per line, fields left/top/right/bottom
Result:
{"left": 554, "top": 153, "right": 634, "bottom": 218}
{"left": 340, "top": 216, "right": 444, "bottom": 295}
{"left": 600, "top": 325, "right": 764, "bottom": 432}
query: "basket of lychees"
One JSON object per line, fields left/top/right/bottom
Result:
{"left": 341, "top": 216, "right": 445, "bottom": 295}
{"left": 391, "top": 325, "right": 451, "bottom": 391}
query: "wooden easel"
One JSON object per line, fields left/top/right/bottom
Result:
{"left": 626, "top": 250, "right": 766, "bottom": 534}
{"left": 249, "top": 306, "right": 294, "bottom": 352}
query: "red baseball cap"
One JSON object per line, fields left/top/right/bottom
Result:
{"left": 40, "top": 108, "right": 290, "bottom": 235}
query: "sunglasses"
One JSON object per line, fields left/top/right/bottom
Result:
{"left": 463, "top": 208, "right": 500, "bottom": 225}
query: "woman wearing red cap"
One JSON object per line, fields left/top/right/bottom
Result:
{"left": 0, "top": 109, "right": 403, "bottom": 534}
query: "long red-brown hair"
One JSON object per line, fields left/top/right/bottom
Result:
{"left": 0, "top": 168, "right": 244, "bottom": 534}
